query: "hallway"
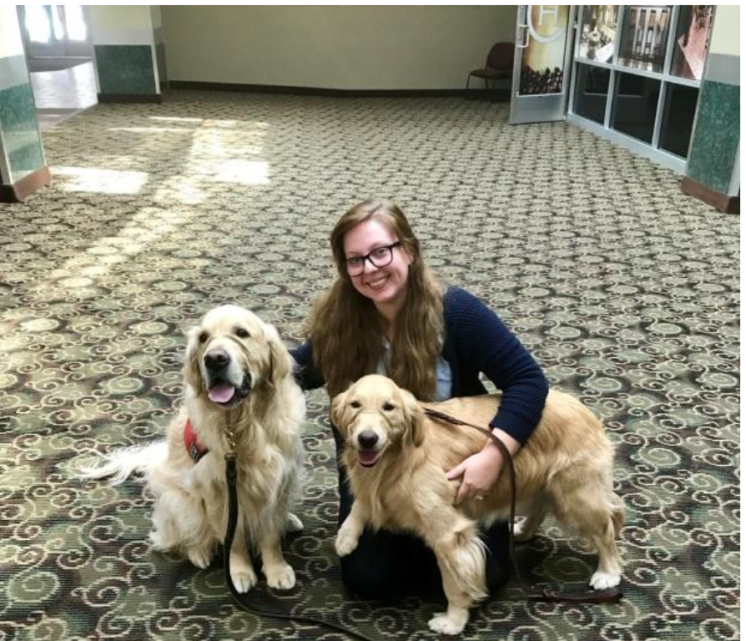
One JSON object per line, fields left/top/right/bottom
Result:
{"left": 29, "top": 59, "right": 97, "bottom": 131}
{"left": 0, "top": 90, "right": 738, "bottom": 641}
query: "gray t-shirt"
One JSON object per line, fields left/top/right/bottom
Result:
{"left": 377, "top": 339, "right": 453, "bottom": 401}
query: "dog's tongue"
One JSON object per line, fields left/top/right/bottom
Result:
{"left": 209, "top": 384, "right": 235, "bottom": 403}
{"left": 358, "top": 451, "right": 379, "bottom": 466}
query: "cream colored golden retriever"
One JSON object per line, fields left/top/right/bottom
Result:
{"left": 332, "top": 374, "right": 624, "bottom": 635}
{"left": 82, "top": 305, "right": 305, "bottom": 593}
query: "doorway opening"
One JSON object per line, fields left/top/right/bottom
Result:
{"left": 17, "top": 5, "right": 98, "bottom": 130}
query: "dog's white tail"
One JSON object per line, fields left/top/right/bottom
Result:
{"left": 78, "top": 441, "right": 168, "bottom": 485}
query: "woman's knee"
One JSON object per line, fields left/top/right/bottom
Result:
{"left": 339, "top": 551, "right": 399, "bottom": 600}
{"left": 337, "top": 527, "right": 439, "bottom": 599}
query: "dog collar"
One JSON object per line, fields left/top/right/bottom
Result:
{"left": 184, "top": 419, "right": 209, "bottom": 463}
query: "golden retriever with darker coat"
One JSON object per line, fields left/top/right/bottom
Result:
{"left": 332, "top": 374, "right": 624, "bottom": 635}
{"left": 82, "top": 305, "right": 305, "bottom": 593}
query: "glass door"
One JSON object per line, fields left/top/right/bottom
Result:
{"left": 509, "top": 5, "right": 577, "bottom": 124}
{"left": 18, "top": 5, "right": 90, "bottom": 59}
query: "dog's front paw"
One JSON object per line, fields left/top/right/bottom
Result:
{"left": 428, "top": 610, "right": 469, "bottom": 636}
{"left": 186, "top": 546, "right": 213, "bottom": 569}
{"left": 286, "top": 513, "right": 304, "bottom": 533}
{"left": 335, "top": 527, "right": 360, "bottom": 557}
{"left": 513, "top": 516, "right": 535, "bottom": 542}
{"left": 590, "top": 570, "right": 621, "bottom": 590}
{"left": 264, "top": 562, "right": 296, "bottom": 590}
{"left": 230, "top": 565, "right": 258, "bottom": 593}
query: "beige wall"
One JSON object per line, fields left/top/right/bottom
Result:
{"left": 710, "top": 5, "right": 740, "bottom": 57}
{"left": 161, "top": 6, "right": 518, "bottom": 89}
{"left": 89, "top": 5, "right": 153, "bottom": 31}
{"left": 151, "top": 5, "right": 162, "bottom": 31}
{"left": 89, "top": 5, "right": 156, "bottom": 45}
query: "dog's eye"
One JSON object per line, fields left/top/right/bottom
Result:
{"left": 198, "top": 331, "right": 209, "bottom": 344}
{"left": 383, "top": 403, "right": 395, "bottom": 412}
{"left": 236, "top": 328, "right": 250, "bottom": 338}
{"left": 350, "top": 401, "right": 361, "bottom": 409}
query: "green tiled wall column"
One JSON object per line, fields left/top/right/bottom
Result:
{"left": 683, "top": 52, "right": 740, "bottom": 213}
{"left": 89, "top": 5, "right": 162, "bottom": 102}
{"left": 0, "top": 54, "right": 50, "bottom": 202}
{"left": 94, "top": 44, "right": 159, "bottom": 100}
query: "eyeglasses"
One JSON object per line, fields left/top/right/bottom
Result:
{"left": 345, "top": 242, "right": 402, "bottom": 276}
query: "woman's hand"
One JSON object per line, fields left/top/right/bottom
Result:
{"left": 446, "top": 428, "right": 521, "bottom": 505}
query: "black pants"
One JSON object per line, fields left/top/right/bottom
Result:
{"left": 332, "top": 427, "right": 510, "bottom": 600}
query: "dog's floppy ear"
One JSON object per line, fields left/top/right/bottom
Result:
{"left": 400, "top": 388, "right": 425, "bottom": 448}
{"left": 263, "top": 324, "right": 291, "bottom": 387}
{"left": 330, "top": 389, "right": 349, "bottom": 433}
{"left": 183, "top": 326, "right": 205, "bottom": 395}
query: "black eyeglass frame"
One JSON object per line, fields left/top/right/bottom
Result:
{"left": 344, "top": 241, "right": 402, "bottom": 276}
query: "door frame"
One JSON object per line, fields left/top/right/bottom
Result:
{"left": 509, "top": 5, "right": 577, "bottom": 125}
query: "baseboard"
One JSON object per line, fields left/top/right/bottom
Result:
{"left": 169, "top": 80, "right": 509, "bottom": 101}
{"left": 0, "top": 165, "right": 51, "bottom": 203}
{"left": 680, "top": 177, "right": 740, "bottom": 214}
{"left": 97, "top": 93, "right": 162, "bottom": 104}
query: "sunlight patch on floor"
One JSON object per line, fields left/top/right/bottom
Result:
{"left": 53, "top": 166, "right": 149, "bottom": 195}
{"left": 149, "top": 116, "right": 204, "bottom": 123}
{"left": 153, "top": 118, "right": 272, "bottom": 202}
{"left": 215, "top": 159, "right": 270, "bottom": 185}
{"left": 107, "top": 127, "right": 195, "bottom": 134}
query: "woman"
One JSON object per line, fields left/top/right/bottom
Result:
{"left": 291, "top": 199, "right": 549, "bottom": 599}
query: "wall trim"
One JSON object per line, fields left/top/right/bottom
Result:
{"left": 97, "top": 93, "right": 162, "bottom": 104}
{"left": 0, "top": 165, "right": 51, "bottom": 203}
{"left": 681, "top": 176, "right": 740, "bottom": 214}
{"left": 169, "top": 81, "right": 509, "bottom": 100}
{"left": 91, "top": 26, "right": 157, "bottom": 47}
{"left": 704, "top": 52, "right": 740, "bottom": 86}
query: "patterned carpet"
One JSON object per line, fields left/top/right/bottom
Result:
{"left": 0, "top": 91, "right": 739, "bottom": 640}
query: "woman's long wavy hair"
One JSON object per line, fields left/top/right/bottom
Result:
{"left": 308, "top": 200, "right": 444, "bottom": 399}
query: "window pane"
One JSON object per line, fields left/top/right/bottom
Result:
{"left": 51, "top": 5, "right": 65, "bottom": 41}
{"left": 578, "top": 5, "right": 620, "bottom": 63}
{"left": 659, "top": 83, "right": 699, "bottom": 158}
{"left": 65, "top": 5, "right": 87, "bottom": 42}
{"left": 611, "top": 72, "right": 661, "bottom": 143}
{"left": 574, "top": 64, "right": 611, "bottom": 124}
{"left": 618, "top": 5, "right": 672, "bottom": 73}
{"left": 25, "top": 6, "right": 51, "bottom": 43}
{"left": 671, "top": 5, "right": 714, "bottom": 80}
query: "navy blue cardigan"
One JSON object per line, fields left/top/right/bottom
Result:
{"left": 290, "top": 287, "right": 549, "bottom": 444}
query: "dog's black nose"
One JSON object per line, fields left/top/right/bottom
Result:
{"left": 204, "top": 349, "right": 230, "bottom": 370}
{"left": 358, "top": 430, "right": 379, "bottom": 450}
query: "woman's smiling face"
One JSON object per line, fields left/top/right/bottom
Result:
{"left": 343, "top": 218, "right": 412, "bottom": 315}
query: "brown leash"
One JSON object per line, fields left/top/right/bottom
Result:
{"left": 223, "top": 451, "right": 382, "bottom": 641}
{"left": 423, "top": 407, "right": 623, "bottom": 604}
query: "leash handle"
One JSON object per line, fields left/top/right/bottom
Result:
{"left": 423, "top": 407, "right": 623, "bottom": 605}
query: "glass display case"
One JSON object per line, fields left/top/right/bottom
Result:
{"left": 573, "top": 64, "right": 611, "bottom": 124}
{"left": 568, "top": 5, "right": 715, "bottom": 171}
{"left": 670, "top": 5, "right": 714, "bottom": 80}
{"left": 578, "top": 5, "right": 619, "bottom": 63}
{"left": 617, "top": 5, "right": 671, "bottom": 73}
{"left": 611, "top": 72, "right": 661, "bottom": 143}
{"left": 659, "top": 83, "right": 700, "bottom": 157}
